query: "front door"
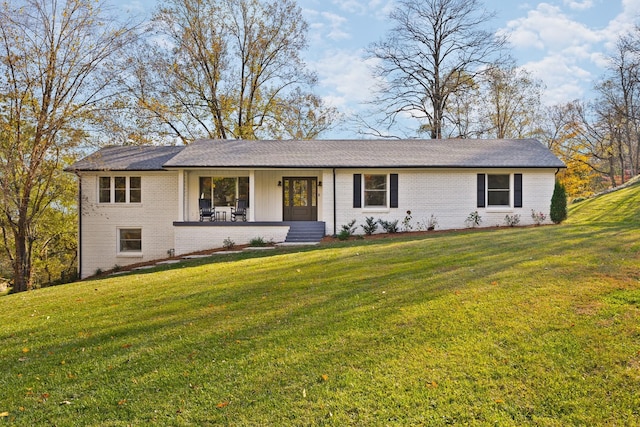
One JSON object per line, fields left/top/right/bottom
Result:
{"left": 283, "top": 177, "right": 317, "bottom": 221}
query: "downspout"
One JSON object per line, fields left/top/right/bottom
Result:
{"left": 332, "top": 168, "right": 336, "bottom": 236}
{"left": 74, "top": 172, "right": 82, "bottom": 280}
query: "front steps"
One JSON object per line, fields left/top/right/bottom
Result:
{"left": 284, "top": 221, "right": 326, "bottom": 243}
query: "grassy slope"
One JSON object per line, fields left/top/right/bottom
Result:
{"left": 0, "top": 184, "right": 639, "bottom": 426}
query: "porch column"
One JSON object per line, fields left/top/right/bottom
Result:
{"left": 177, "top": 169, "right": 185, "bottom": 222}
{"left": 249, "top": 169, "right": 255, "bottom": 221}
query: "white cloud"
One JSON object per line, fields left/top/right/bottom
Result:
{"left": 332, "top": 0, "right": 368, "bottom": 15}
{"left": 522, "top": 54, "right": 592, "bottom": 104}
{"left": 321, "top": 11, "right": 351, "bottom": 41}
{"left": 503, "top": 3, "right": 600, "bottom": 53}
{"left": 311, "top": 50, "right": 380, "bottom": 110}
{"left": 303, "top": 8, "right": 352, "bottom": 45}
{"left": 564, "top": 0, "right": 593, "bottom": 11}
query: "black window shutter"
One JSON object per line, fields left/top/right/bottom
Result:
{"left": 390, "top": 174, "right": 398, "bottom": 208}
{"left": 514, "top": 173, "right": 523, "bottom": 208}
{"left": 353, "top": 174, "right": 361, "bottom": 208}
{"left": 477, "top": 174, "right": 485, "bottom": 208}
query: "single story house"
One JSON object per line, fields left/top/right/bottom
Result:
{"left": 66, "top": 138, "right": 566, "bottom": 279}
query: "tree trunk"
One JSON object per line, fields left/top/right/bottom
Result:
{"left": 12, "top": 227, "right": 32, "bottom": 293}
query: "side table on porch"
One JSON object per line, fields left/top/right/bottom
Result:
{"left": 215, "top": 211, "right": 227, "bottom": 221}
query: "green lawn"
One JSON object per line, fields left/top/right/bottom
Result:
{"left": 1, "top": 183, "right": 639, "bottom": 426}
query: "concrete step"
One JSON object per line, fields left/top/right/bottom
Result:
{"left": 285, "top": 221, "right": 326, "bottom": 243}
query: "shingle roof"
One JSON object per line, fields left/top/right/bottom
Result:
{"left": 67, "top": 138, "right": 566, "bottom": 171}
{"left": 66, "top": 146, "right": 185, "bottom": 171}
{"left": 163, "top": 138, "right": 566, "bottom": 169}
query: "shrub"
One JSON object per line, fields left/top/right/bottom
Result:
{"left": 465, "top": 211, "right": 482, "bottom": 228}
{"left": 426, "top": 214, "right": 438, "bottom": 231}
{"left": 531, "top": 210, "right": 546, "bottom": 225}
{"left": 223, "top": 237, "right": 235, "bottom": 250}
{"left": 416, "top": 214, "right": 438, "bottom": 231}
{"left": 361, "top": 216, "right": 379, "bottom": 235}
{"left": 378, "top": 219, "right": 399, "bottom": 233}
{"left": 550, "top": 181, "right": 568, "bottom": 223}
{"left": 337, "top": 220, "right": 357, "bottom": 240}
{"left": 504, "top": 214, "right": 521, "bottom": 227}
{"left": 341, "top": 219, "right": 357, "bottom": 235}
{"left": 249, "top": 237, "right": 268, "bottom": 247}
{"left": 402, "top": 210, "right": 413, "bottom": 231}
{"left": 336, "top": 229, "right": 352, "bottom": 240}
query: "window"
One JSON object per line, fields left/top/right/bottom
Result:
{"left": 99, "top": 177, "right": 111, "bottom": 203}
{"left": 99, "top": 176, "right": 141, "bottom": 204}
{"left": 119, "top": 228, "right": 142, "bottom": 253}
{"left": 487, "top": 174, "right": 510, "bottom": 206}
{"left": 477, "top": 173, "right": 523, "bottom": 208}
{"left": 364, "top": 174, "right": 387, "bottom": 207}
{"left": 129, "top": 177, "right": 141, "bottom": 203}
{"left": 353, "top": 173, "right": 398, "bottom": 209}
{"left": 199, "top": 176, "right": 249, "bottom": 207}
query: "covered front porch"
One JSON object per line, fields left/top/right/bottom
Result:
{"left": 176, "top": 169, "right": 331, "bottom": 222}
{"left": 171, "top": 168, "right": 333, "bottom": 255}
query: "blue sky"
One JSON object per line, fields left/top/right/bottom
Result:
{"left": 299, "top": 1, "right": 640, "bottom": 124}
{"left": 118, "top": 0, "right": 640, "bottom": 136}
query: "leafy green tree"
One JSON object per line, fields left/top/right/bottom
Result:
{"left": 550, "top": 181, "right": 568, "bottom": 224}
{"left": 0, "top": 0, "right": 137, "bottom": 292}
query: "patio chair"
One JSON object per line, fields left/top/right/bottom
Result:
{"left": 199, "top": 198, "right": 215, "bottom": 221}
{"left": 230, "top": 199, "right": 247, "bottom": 222}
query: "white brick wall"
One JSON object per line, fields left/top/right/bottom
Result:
{"left": 79, "top": 171, "right": 178, "bottom": 278}
{"left": 331, "top": 168, "right": 557, "bottom": 234}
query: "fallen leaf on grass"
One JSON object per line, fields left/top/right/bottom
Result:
{"left": 121, "top": 344, "right": 132, "bottom": 349}
{"left": 426, "top": 381, "right": 438, "bottom": 388}
{"left": 321, "top": 374, "right": 329, "bottom": 382}
{"left": 216, "top": 401, "right": 229, "bottom": 408}
{"left": 0, "top": 412, "right": 9, "bottom": 417}
{"left": 118, "top": 399, "right": 127, "bottom": 405}
{"left": 22, "top": 348, "right": 29, "bottom": 353}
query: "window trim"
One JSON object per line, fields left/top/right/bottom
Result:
{"left": 363, "top": 173, "right": 388, "bottom": 209}
{"left": 487, "top": 174, "right": 511, "bottom": 208}
{"left": 477, "top": 173, "right": 523, "bottom": 211}
{"left": 199, "top": 176, "right": 250, "bottom": 207}
{"left": 353, "top": 173, "right": 399, "bottom": 210}
{"left": 98, "top": 176, "right": 142, "bottom": 204}
{"left": 117, "top": 227, "right": 143, "bottom": 257}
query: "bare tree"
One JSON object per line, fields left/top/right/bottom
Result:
{"left": 596, "top": 35, "right": 640, "bottom": 181}
{"left": 121, "top": 0, "right": 331, "bottom": 143}
{"left": 0, "top": 0, "right": 137, "bottom": 292}
{"left": 367, "top": 0, "right": 506, "bottom": 139}
{"left": 478, "top": 62, "right": 545, "bottom": 139}
{"left": 263, "top": 88, "right": 342, "bottom": 140}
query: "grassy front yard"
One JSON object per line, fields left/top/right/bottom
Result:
{"left": 1, "top": 183, "right": 639, "bottom": 425}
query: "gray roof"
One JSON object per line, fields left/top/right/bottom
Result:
{"left": 67, "top": 146, "right": 185, "bottom": 171}
{"left": 68, "top": 138, "right": 566, "bottom": 171}
{"left": 163, "top": 138, "right": 565, "bottom": 169}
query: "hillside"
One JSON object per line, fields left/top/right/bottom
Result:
{"left": 0, "top": 184, "right": 639, "bottom": 426}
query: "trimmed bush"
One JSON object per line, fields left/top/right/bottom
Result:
{"left": 550, "top": 181, "right": 568, "bottom": 223}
